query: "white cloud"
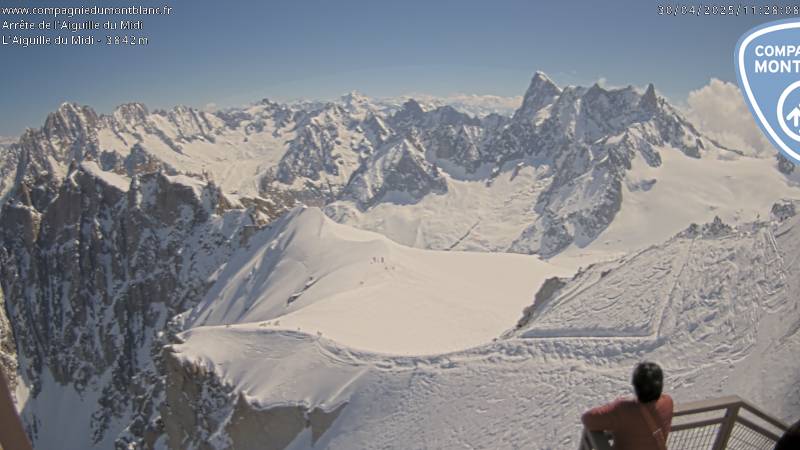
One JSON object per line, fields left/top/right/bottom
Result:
{"left": 595, "top": 76, "right": 630, "bottom": 90}
{"left": 684, "top": 78, "right": 773, "bottom": 156}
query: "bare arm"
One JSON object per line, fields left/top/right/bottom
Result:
{"left": 0, "top": 366, "right": 33, "bottom": 450}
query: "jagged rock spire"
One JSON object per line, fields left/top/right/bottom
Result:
{"left": 513, "top": 71, "right": 561, "bottom": 121}
{"left": 639, "top": 83, "right": 659, "bottom": 112}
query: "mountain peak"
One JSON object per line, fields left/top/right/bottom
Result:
{"left": 341, "top": 90, "right": 368, "bottom": 103}
{"left": 639, "top": 83, "right": 658, "bottom": 112}
{"left": 43, "top": 103, "right": 99, "bottom": 139}
{"left": 51, "top": 102, "right": 97, "bottom": 125}
{"left": 113, "top": 103, "right": 150, "bottom": 126}
{"left": 532, "top": 71, "right": 555, "bottom": 84}
{"left": 513, "top": 71, "right": 562, "bottom": 121}
{"left": 402, "top": 98, "right": 424, "bottom": 113}
{"left": 391, "top": 99, "right": 425, "bottom": 125}
{"left": 339, "top": 91, "right": 372, "bottom": 114}
{"left": 57, "top": 101, "right": 81, "bottom": 113}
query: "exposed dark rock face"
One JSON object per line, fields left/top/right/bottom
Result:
{"left": 0, "top": 161, "right": 259, "bottom": 446}
{"left": 0, "top": 288, "right": 17, "bottom": 392}
{"left": 0, "top": 143, "right": 19, "bottom": 203}
{"left": 343, "top": 135, "right": 448, "bottom": 209}
{"left": 493, "top": 79, "right": 713, "bottom": 254}
{"left": 771, "top": 200, "right": 798, "bottom": 222}
{"left": 680, "top": 216, "right": 734, "bottom": 239}
{"left": 778, "top": 154, "right": 796, "bottom": 175}
{"left": 0, "top": 104, "right": 280, "bottom": 447}
{"left": 161, "top": 350, "right": 346, "bottom": 450}
{"left": 513, "top": 277, "right": 568, "bottom": 331}
{"left": 513, "top": 72, "right": 562, "bottom": 122}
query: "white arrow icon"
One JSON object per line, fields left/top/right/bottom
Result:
{"left": 786, "top": 106, "right": 800, "bottom": 128}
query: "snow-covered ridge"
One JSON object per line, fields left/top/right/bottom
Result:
{"left": 178, "top": 206, "right": 572, "bottom": 355}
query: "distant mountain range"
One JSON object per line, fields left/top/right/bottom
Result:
{"left": 0, "top": 72, "right": 798, "bottom": 449}
{"left": 2, "top": 72, "right": 797, "bottom": 258}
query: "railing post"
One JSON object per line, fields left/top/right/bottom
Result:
{"left": 711, "top": 403, "right": 741, "bottom": 450}
{"left": 578, "top": 428, "right": 614, "bottom": 450}
{"left": 587, "top": 430, "right": 614, "bottom": 450}
{"left": 578, "top": 429, "right": 589, "bottom": 450}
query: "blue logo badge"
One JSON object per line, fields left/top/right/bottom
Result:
{"left": 736, "top": 19, "right": 800, "bottom": 165}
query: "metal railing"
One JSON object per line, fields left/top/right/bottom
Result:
{"left": 579, "top": 396, "right": 789, "bottom": 450}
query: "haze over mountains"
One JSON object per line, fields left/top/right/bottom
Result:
{"left": 0, "top": 72, "right": 798, "bottom": 449}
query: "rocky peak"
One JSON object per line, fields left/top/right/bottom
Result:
{"left": 638, "top": 83, "right": 659, "bottom": 113}
{"left": 513, "top": 72, "right": 561, "bottom": 121}
{"left": 481, "top": 112, "right": 510, "bottom": 131}
{"left": 41, "top": 103, "right": 99, "bottom": 146}
{"left": 342, "top": 135, "right": 446, "bottom": 210}
{"left": 112, "top": 103, "right": 150, "bottom": 127}
{"left": 258, "top": 97, "right": 280, "bottom": 107}
{"left": 388, "top": 101, "right": 480, "bottom": 133}
{"left": 426, "top": 105, "right": 480, "bottom": 128}
{"left": 582, "top": 82, "right": 613, "bottom": 102}
{"left": 362, "top": 113, "right": 391, "bottom": 144}
{"left": 9, "top": 103, "right": 102, "bottom": 211}
{"left": 163, "top": 105, "right": 221, "bottom": 143}
{"left": 582, "top": 83, "right": 641, "bottom": 112}
{"left": 340, "top": 91, "right": 370, "bottom": 110}
{"left": 392, "top": 99, "right": 425, "bottom": 125}
{"left": 241, "top": 100, "right": 294, "bottom": 128}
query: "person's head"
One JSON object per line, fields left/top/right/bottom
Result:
{"left": 632, "top": 361, "right": 663, "bottom": 403}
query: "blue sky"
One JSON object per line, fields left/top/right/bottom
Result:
{"left": 0, "top": 0, "right": 784, "bottom": 136}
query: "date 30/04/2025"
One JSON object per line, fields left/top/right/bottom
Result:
{"left": 658, "top": 4, "right": 800, "bottom": 16}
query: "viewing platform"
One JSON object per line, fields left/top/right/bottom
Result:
{"left": 580, "top": 396, "right": 790, "bottom": 450}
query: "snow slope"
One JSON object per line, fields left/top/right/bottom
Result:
{"left": 180, "top": 207, "right": 572, "bottom": 355}
{"left": 328, "top": 144, "right": 800, "bottom": 267}
{"left": 325, "top": 162, "right": 550, "bottom": 253}
{"left": 170, "top": 213, "right": 800, "bottom": 449}
{"left": 557, "top": 144, "right": 800, "bottom": 264}
{"left": 96, "top": 106, "right": 290, "bottom": 197}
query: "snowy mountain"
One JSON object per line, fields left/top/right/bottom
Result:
{"left": 0, "top": 141, "right": 18, "bottom": 205}
{"left": 163, "top": 212, "right": 800, "bottom": 449}
{"left": 0, "top": 159, "right": 262, "bottom": 448}
{"left": 3, "top": 72, "right": 796, "bottom": 260}
{"left": 0, "top": 71, "right": 798, "bottom": 449}
{"left": 378, "top": 93, "right": 523, "bottom": 118}
{"left": 175, "top": 207, "right": 572, "bottom": 356}
{"left": 328, "top": 74, "right": 800, "bottom": 260}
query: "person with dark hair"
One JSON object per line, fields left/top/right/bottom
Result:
{"left": 582, "top": 362, "right": 674, "bottom": 450}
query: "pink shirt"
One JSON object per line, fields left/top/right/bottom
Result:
{"left": 581, "top": 394, "right": 674, "bottom": 450}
